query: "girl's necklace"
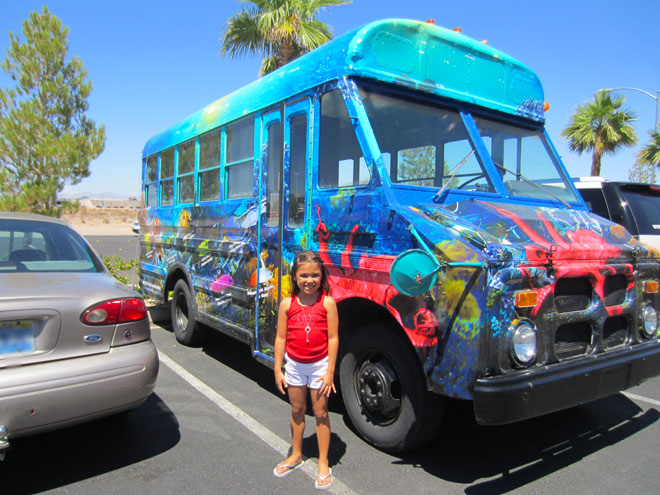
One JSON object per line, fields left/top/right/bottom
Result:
{"left": 299, "top": 298, "right": 315, "bottom": 345}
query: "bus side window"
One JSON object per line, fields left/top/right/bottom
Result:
{"left": 160, "top": 148, "right": 175, "bottom": 206}
{"left": 319, "top": 89, "right": 368, "bottom": 189}
{"left": 266, "top": 121, "right": 282, "bottom": 227}
{"left": 145, "top": 155, "right": 158, "bottom": 206}
{"left": 199, "top": 128, "right": 221, "bottom": 202}
{"left": 288, "top": 114, "right": 307, "bottom": 227}
{"left": 226, "top": 116, "right": 255, "bottom": 199}
{"left": 177, "top": 139, "right": 195, "bottom": 204}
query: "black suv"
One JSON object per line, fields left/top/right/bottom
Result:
{"left": 573, "top": 177, "right": 660, "bottom": 251}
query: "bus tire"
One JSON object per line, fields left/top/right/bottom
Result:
{"left": 171, "top": 280, "right": 205, "bottom": 346}
{"left": 339, "top": 323, "right": 444, "bottom": 452}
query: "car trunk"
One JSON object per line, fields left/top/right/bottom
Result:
{"left": 0, "top": 273, "right": 136, "bottom": 367}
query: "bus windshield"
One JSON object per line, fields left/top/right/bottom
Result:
{"left": 358, "top": 84, "right": 579, "bottom": 203}
{"left": 472, "top": 115, "right": 579, "bottom": 203}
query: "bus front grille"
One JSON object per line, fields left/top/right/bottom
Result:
{"left": 604, "top": 274, "right": 627, "bottom": 307}
{"left": 555, "top": 321, "right": 592, "bottom": 360}
{"left": 603, "top": 316, "right": 629, "bottom": 349}
{"left": 554, "top": 277, "right": 592, "bottom": 313}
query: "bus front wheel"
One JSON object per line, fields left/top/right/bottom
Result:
{"left": 171, "top": 280, "right": 206, "bottom": 346}
{"left": 339, "top": 323, "right": 444, "bottom": 452}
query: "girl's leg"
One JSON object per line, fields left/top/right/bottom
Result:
{"left": 275, "top": 385, "right": 307, "bottom": 473}
{"left": 310, "top": 389, "right": 332, "bottom": 486}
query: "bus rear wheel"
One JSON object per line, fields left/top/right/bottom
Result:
{"left": 339, "top": 323, "right": 444, "bottom": 452}
{"left": 171, "top": 280, "right": 205, "bottom": 346}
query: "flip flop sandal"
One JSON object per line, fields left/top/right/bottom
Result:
{"left": 315, "top": 468, "right": 333, "bottom": 490}
{"left": 273, "top": 460, "right": 305, "bottom": 478}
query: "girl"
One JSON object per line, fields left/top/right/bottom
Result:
{"left": 273, "top": 250, "right": 339, "bottom": 490}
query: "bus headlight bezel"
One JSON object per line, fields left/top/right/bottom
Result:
{"left": 510, "top": 320, "right": 538, "bottom": 367}
{"left": 641, "top": 304, "right": 658, "bottom": 339}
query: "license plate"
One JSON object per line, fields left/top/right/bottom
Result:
{"left": 0, "top": 320, "right": 35, "bottom": 356}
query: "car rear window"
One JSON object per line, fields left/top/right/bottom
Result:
{"left": 577, "top": 188, "right": 610, "bottom": 220}
{"left": 0, "top": 219, "right": 104, "bottom": 273}
{"left": 620, "top": 185, "right": 660, "bottom": 236}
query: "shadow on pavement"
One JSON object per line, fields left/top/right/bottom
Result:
{"left": 0, "top": 393, "right": 180, "bottom": 494}
{"left": 393, "top": 394, "right": 659, "bottom": 493}
{"left": 146, "top": 312, "right": 659, "bottom": 492}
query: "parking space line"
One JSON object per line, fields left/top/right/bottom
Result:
{"left": 622, "top": 391, "right": 660, "bottom": 408}
{"left": 158, "top": 350, "right": 356, "bottom": 494}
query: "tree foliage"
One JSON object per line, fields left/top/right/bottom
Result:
{"left": 0, "top": 7, "right": 105, "bottom": 216}
{"left": 221, "top": 0, "right": 351, "bottom": 76}
{"left": 397, "top": 145, "right": 457, "bottom": 188}
{"left": 398, "top": 146, "right": 436, "bottom": 186}
{"left": 637, "top": 127, "right": 660, "bottom": 168}
{"left": 561, "top": 90, "right": 637, "bottom": 177}
{"left": 628, "top": 160, "right": 656, "bottom": 183}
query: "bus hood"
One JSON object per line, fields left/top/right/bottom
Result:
{"left": 409, "top": 200, "right": 658, "bottom": 265}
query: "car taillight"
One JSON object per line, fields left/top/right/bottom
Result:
{"left": 82, "top": 298, "right": 148, "bottom": 325}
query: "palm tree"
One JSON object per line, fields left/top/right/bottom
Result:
{"left": 221, "top": 0, "right": 351, "bottom": 76}
{"left": 637, "top": 127, "right": 660, "bottom": 168}
{"left": 561, "top": 90, "right": 637, "bottom": 176}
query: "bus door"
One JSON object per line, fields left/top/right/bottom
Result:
{"left": 256, "top": 98, "right": 311, "bottom": 357}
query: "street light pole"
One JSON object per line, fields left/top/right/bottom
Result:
{"left": 600, "top": 86, "right": 659, "bottom": 131}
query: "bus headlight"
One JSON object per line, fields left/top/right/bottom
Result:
{"left": 511, "top": 321, "right": 537, "bottom": 366}
{"left": 641, "top": 304, "right": 658, "bottom": 339}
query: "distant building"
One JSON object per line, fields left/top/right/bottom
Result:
{"left": 88, "top": 198, "right": 140, "bottom": 209}
{"left": 57, "top": 198, "right": 140, "bottom": 209}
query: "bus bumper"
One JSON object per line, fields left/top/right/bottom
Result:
{"left": 473, "top": 341, "right": 660, "bottom": 425}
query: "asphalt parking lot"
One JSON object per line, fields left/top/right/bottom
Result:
{"left": 3, "top": 313, "right": 660, "bottom": 494}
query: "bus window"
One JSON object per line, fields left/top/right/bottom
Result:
{"left": 397, "top": 145, "right": 436, "bottom": 186}
{"left": 288, "top": 114, "right": 307, "bottom": 227}
{"left": 199, "top": 128, "right": 221, "bottom": 202}
{"left": 160, "top": 148, "right": 175, "bottom": 206}
{"left": 178, "top": 139, "right": 195, "bottom": 204}
{"left": 266, "top": 121, "right": 281, "bottom": 227}
{"left": 473, "top": 116, "right": 578, "bottom": 202}
{"left": 358, "top": 85, "right": 492, "bottom": 192}
{"left": 443, "top": 139, "right": 487, "bottom": 191}
{"left": 226, "top": 116, "right": 254, "bottom": 199}
{"left": 145, "top": 155, "right": 158, "bottom": 207}
{"left": 319, "top": 89, "right": 367, "bottom": 189}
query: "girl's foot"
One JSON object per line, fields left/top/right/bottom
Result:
{"left": 273, "top": 457, "right": 304, "bottom": 478}
{"left": 315, "top": 468, "right": 333, "bottom": 490}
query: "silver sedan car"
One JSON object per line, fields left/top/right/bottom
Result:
{"left": 0, "top": 212, "right": 158, "bottom": 456}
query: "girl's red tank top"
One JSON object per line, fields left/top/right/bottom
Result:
{"left": 286, "top": 293, "right": 328, "bottom": 363}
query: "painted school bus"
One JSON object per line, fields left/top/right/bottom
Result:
{"left": 138, "top": 19, "right": 660, "bottom": 451}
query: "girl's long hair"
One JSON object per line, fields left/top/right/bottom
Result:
{"left": 290, "top": 250, "right": 330, "bottom": 296}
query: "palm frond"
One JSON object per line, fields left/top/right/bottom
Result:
{"left": 220, "top": 0, "right": 350, "bottom": 74}
{"left": 297, "top": 19, "right": 333, "bottom": 49}
{"left": 638, "top": 128, "right": 660, "bottom": 165}
{"left": 221, "top": 8, "right": 267, "bottom": 58}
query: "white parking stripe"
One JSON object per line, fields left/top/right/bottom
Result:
{"left": 622, "top": 391, "right": 660, "bottom": 408}
{"left": 158, "top": 351, "right": 356, "bottom": 494}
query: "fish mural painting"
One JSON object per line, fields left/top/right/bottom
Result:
{"left": 137, "top": 19, "right": 660, "bottom": 452}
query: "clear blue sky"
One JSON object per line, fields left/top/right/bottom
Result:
{"left": 1, "top": 1, "right": 658, "bottom": 198}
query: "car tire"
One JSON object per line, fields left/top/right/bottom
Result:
{"left": 171, "top": 280, "right": 206, "bottom": 346}
{"left": 339, "top": 323, "right": 444, "bottom": 452}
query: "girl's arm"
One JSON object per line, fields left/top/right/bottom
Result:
{"left": 318, "top": 295, "right": 339, "bottom": 397}
{"left": 274, "top": 297, "right": 291, "bottom": 395}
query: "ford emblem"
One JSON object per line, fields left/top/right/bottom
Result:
{"left": 84, "top": 334, "right": 102, "bottom": 343}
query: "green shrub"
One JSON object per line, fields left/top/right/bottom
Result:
{"left": 104, "top": 255, "right": 138, "bottom": 285}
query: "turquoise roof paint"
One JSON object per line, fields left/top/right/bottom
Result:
{"left": 143, "top": 19, "right": 544, "bottom": 157}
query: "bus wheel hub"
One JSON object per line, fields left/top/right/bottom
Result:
{"left": 358, "top": 359, "right": 401, "bottom": 418}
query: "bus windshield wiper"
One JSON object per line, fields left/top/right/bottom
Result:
{"left": 432, "top": 150, "right": 475, "bottom": 203}
{"left": 494, "top": 163, "right": 572, "bottom": 209}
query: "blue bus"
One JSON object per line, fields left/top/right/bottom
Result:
{"left": 138, "top": 19, "right": 660, "bottom": 451}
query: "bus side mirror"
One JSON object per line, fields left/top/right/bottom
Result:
{"left": 390, "top": 249, "right": 439, "bottom": 296}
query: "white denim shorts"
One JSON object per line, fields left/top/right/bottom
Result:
{"left": 284, "top": 354, "right": 329, "bottom": 389}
